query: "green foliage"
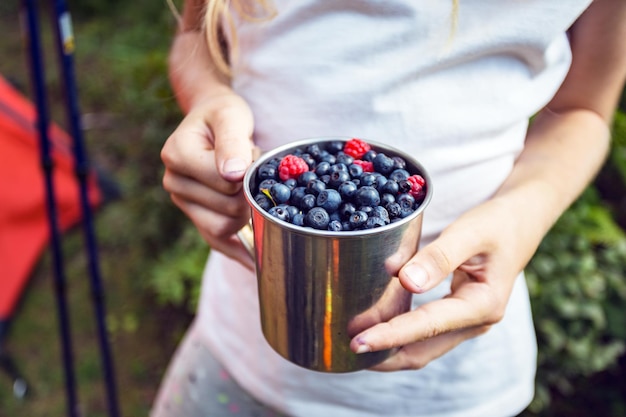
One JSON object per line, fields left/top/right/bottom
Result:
{"left": 610, "top": 111, "right": 626, "bottom": 181}
{"left": 147, "top": 225, "right": 209, "bottom": 312}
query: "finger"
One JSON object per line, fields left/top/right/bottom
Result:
{"left": 171, "top": 196, "right": 255, "bottom": 270}
{"left": 163, "top": 169, "right": 249, "bottom": 217}
{"left": 346, "top": 278, "right": 411, "bottom": 337}
{"left": 208, "top": 99, "right": 255, "bottom": 182}
{"left": 350, "top": 279, "right": 503, "bottom": 354}
{"left": 398, "top": 224, "right": 487, "bottom": 294}
{"left": 370, "top": 325, "right": 490, "bottom": 372}
{"left": 161, "top": 128, "right": 242, "bottom": 196}
{"left": 171, "top": 194, "right": 249, "bottom": 239}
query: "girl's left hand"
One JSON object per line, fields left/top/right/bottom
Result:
{"left": 349, "top": 196, "right": 532, "bottom": 371}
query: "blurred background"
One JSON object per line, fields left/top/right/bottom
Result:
{"left": 0, "top": 1, "right": 625, "bottom": 416}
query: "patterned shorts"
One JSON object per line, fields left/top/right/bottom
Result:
{"left": 150, "top": 321, "right": 287, "bottom": 417}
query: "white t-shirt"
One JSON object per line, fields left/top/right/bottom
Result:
{"left": 197, "top": 1, "right": 592, "bottom": 416}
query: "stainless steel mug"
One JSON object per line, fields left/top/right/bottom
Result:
{"left": 240, "top": 137, "right": 433, "bottom": 373}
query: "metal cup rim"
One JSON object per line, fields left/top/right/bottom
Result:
{"left": 243, "top": 136, "right": 433, "bottom": 238}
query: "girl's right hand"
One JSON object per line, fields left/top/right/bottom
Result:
{"left": 161, "top": 92, "right": 257, "bottom": 269}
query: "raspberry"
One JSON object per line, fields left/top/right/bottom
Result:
{"left": 278, "top": 155, "right": 309, "bottom": 181}
{"left": 406, "top": 175, "right": 426, "bottom": 198}
{"left": 343, "top": 138, "right": 372, "bottom": 159}
{"left": 352, "top": 159, "right": 374, "bottom": 173}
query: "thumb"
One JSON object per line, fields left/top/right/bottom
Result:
{"left": 398, "top": 228, "right": 476, "bottom": 294}
{"left": 210, "top": 99, "right": 255, "bottom": 182}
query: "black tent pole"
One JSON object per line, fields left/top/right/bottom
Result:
{"left": 47, "top": 2, "right": 121, "bottom": 417}
{"left": 22, "top": 1, "right": 79, "bottom": 416}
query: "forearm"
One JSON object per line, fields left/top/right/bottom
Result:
{"left": 490, "top": 0, "right": 625, "bottom": 269}
{"left": 493, "top": 108, "right": 610, "bottom": 257}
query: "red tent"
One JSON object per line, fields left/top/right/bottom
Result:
{"left": 0, "top": 74, "right": 103, "bottom": 328}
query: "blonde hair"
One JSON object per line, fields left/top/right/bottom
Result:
{"left": 200, "top": 0, "right": 459, "bottom": 76}
{"left": 203, "top": 0, "right": 276, "bottom": 76}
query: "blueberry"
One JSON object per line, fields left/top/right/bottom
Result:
{"left": 266, "top": 157, "right": 281, "bottom": 167}
{"left": 298, "top": 171, "right": 318, "bottom": 186}
{"left": 338, "top": 202, "right": 357, "bottom": 219}
{"left": 317, "top": 189, "right": 342, "bottom": 213}
{"left": 254, "top": 193, "right": 273, "bottom": 211}
{"left": 329, "top": 163, "right": 348, "bottom": 173}
{"left": 258, "top": 179, "right": 277, "bottom": 192}
{"left": 320, "top": 174, "right": 331, "bottom": 185}
{"left": 385, "top": 202, "right": 402, "bottom": 219}
{"left": 392, "top": 156, "right": 407, "bottom": 170}
{"left": 257, "top": 163, "right": 277, "bottom": 180}
{"left": 336, "top": 152, "right": 354, "bottom": 166}
{"left": 381, "top": 193, "right": 396, "bottom": 206}
{"left": 359, "top": 173, "right": 377, "bottom": 186}
{"left": 290, "top": 187, "right": 307, "bottom": 206}
{"left": 300, "top": 194, "right": 316, "bottom": 212}
{"left": 374, "top": 174, "right": 388, "bottom": 190}
{"left": 399, "top": 207, "right": 414, "bottom": 218}
{"left": 284, "top": 205, "right": 300, "bottom": 219}
{"left": 329, "top": 211, "right": 342, "bottom": 223}
{"left": 268, "top": 206, "right": 290, "bottom": 222}
{"left": 270, "top": 183, "right": 291, "bottom": 204}
{"left": 326, "top": 141, "right": 345, "bottom": 154}
{"left": 306, "top": 144, "right": 323, "bottom": 159}
{"left": 284, "top": 178, "right": 298, "bottom": 190}
{"left": 328, "top": 220, "right": 343, "bottom": 231}
{"left": 306, "top": 207, "right": 330, "bottom": 229}
{"left": 349, "top": 210, "right": 368, "bottom": 229}
{"left": 380, "top": 179, "right": 399, "bottom": 195}
{"left": 358, "top": 205, "right": 374, "bottom": 216}
{"left": 319, "top": 152, "right": 336, "bottom": 164}
{"left": 373, "top": 153, "right": 394, "bottom": 175}
{"left": 306, "top": 179, "right": 326, "bottom": 196}
{"left": 397, "top": 193, "right": 416, "bottom": 211}
{"left": 301, "top": 153, "right": 316, "bottom": 169}
{"left": 397, "top": 193, "right": 416, "bottom": 218}
{"left": 371, "top": 206, "right": 390, "bottom": 224}
{"left": 355, "top": 186, "right": 380, "bottom": 207}
{"left": 389, "top": 169, "right": 410, "bottom": 182}
{"left": 348, "top": 163, "right": 364, "bottom": 179}
{"left": 398, "top": 179, "right": 413, "bottom": 194}
{"left": 328, "top": 170, "right": 351, "bottom": 188}
{"left": 363, "top": 149, "right": 377, "bottom": 162}
{"left": 314, "top": 161, "right": 331, "bottom": 176}
{"left": 365, "top": 216, "right": 387, "bottom": 229}
{"left": 337, "top": 181, "right": 358, "bottom": 201}
{"left": 292, "top": 213, "right": 305, "bottom": 227}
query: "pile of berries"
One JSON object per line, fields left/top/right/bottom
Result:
{"left": 252, "top": 138, "right": 427, "bottom": 231}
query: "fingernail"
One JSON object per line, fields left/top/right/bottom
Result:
{"left": 356, "top": 344, "right": 371, "bottom": 354}
{"left": 223, "top": 158, "right": 247, "bottom": 175}
{"left": 355, "top": 337, "right": 371, "bottom": 354}
{"left": 404, "top": 264, "right": 428, "bottom": 290}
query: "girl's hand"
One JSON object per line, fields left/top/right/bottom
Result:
{"left": 161, "top": 92, "right": 257, "bottom": 269}
{"left": 349, "top": 196, "right": 534, "bottom": 371}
